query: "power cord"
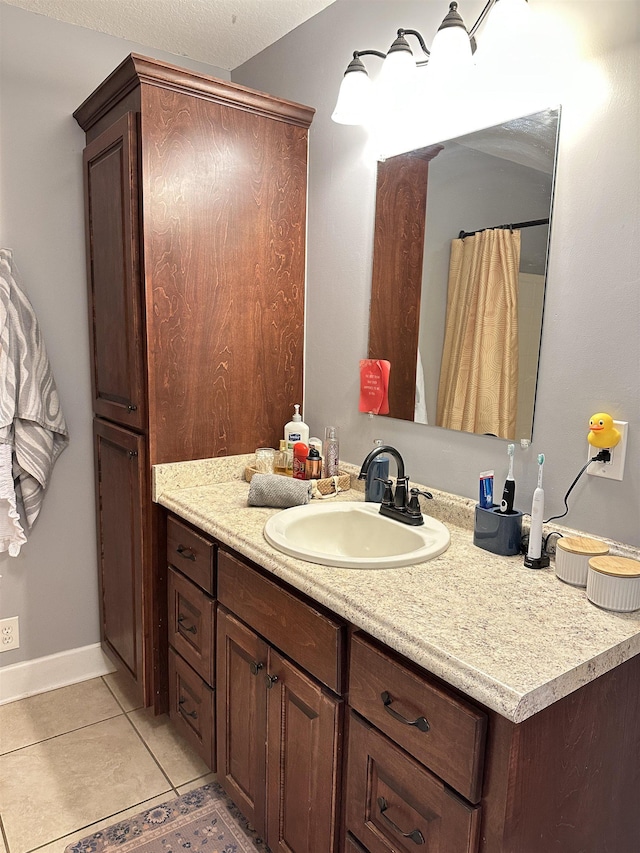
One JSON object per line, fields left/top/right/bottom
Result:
{"left": 543, "top": 449, "right": 611, "bottom": 525}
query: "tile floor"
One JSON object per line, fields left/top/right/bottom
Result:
{"left": 0, "top": 672, "right": 217, "bottom": 853}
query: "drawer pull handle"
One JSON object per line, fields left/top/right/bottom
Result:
{"left": 265, "top": 673, "right": 279, "bottom": 689}
{"left": 249, "top": 661, "right": 264, "bottom": 676}
{"left": 377, "top": 797, "right": 425, "bottom": 845}
{"left": 176, "top": 545, "right": 196, "bottom": 561}
{"left": 177, "top": 615, "right": 197, "bottom": 634}
{"left": 178, "top": 697, "right": 198, "bottom": 719}
{"left": 381, "top": 691, "right": 430, "bottom": 733}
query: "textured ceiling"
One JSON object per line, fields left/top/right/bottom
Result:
{"left": 3, "top": 0, "right": 337, "bottom": 70}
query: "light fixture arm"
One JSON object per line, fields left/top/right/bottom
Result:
{"left": 351, "top": 49, "right": 386, "bottom": 63}
{"left": 468, "top": 0, "right": 498, "bottom": 39}
{"left": 396, "top": 28, "right": 430, "bottom": 65}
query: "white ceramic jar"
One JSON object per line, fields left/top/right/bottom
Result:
{"left": 587, "top": 556, "right": 640, "bottom": 612}
{"left": 555, "top": 537, "right": 609, "bottom": 587}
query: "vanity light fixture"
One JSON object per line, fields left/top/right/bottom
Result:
{"left": 331, "top": 0, "right": 530, "bottom": 126}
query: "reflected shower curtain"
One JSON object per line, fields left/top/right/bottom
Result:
{"left": 437, "top": 229, "right": 520, "bottom": 438}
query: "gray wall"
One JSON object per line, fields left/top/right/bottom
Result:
{"left": 0, "top": 2, "right": 228, "bottom": 668}
{"left": 234, "top": 0, "right": 640, "bottom": 547}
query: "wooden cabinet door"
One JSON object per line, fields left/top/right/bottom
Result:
{"left": 141, "top": 86, "right": 306, "bottom": 461}
{"left": 216, "top": 607, "right": 268, "bottom": 836}
{"left": 93, "top": 418, "right": 147, "bottom": 707}
{"left": 83, "top": 112, "right": 146, "bottom": 430}
{"left": 266, "top": 649, "right": 342, "bottom": 853}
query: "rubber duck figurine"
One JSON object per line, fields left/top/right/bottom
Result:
{"left": 588, "top": 412, "right": 621, "bottom": 449}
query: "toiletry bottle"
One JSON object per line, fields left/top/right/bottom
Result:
{"left": 365, "top": 439, "right": 389, "bottom": 503}
{"left": 305, "top": 446, "right": 322, "bottom": 479}
{"left": 274, "top": 440, "right": 291, "bottom": 476}
{"left": 309, "top": 437, "right": 323, "bottom": 470}
{"left": 323, "top": 426, "right": 339, "bottom": 478}
{"left": 284, "top": 405, "right": 309, "bottom": 473}
{"left": 293, "top": 442, "right": 309, "bottom": 480}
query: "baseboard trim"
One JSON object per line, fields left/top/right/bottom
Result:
{"left": 0, "top": 643, "right": 116, "bottom": 705}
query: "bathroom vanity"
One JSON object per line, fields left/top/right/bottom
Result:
{"left": 155, "top": 456, "right": 640, "bottom": 853}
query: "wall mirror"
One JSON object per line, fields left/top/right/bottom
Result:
{"left": 367, "top": 107, "right": 560, "bottom": 441}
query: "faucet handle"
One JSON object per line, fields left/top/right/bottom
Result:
{"left": 380, "top": 479, "right": 394, "bottom": 507}
{"left": 408, "top": 488, "right": 433, "bottom": 517}
{"left": 410, "top": 487, "right": 433, "bottom": 500}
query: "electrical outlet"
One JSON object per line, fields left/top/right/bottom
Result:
{"left": 0, "top": 616, "right": 20, "bottom": 651}
{"left": 587, "top": 420, "right": 628, "bottom": 481}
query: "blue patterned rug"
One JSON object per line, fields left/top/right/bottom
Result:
{"left": 64, "top": 783, "right": 268, "bottom": 852}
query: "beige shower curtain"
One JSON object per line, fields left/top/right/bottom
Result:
{"left": 436, "top": 228, "right": 520, "bottom": 438}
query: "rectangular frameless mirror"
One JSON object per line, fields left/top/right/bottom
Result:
{"left": 368, "top": 107, "right": 560, "bottom": 441}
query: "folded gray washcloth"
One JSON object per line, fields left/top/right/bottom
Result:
{"left": 248, "top": 474, "right": 312, "bottom": 508}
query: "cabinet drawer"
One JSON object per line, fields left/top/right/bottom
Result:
{"left": 217, "top": 549, "right": 345, "bottom": 694}
{"left": 167, "top": 516, "right": 216, "bottom": 594}
{"left": 168, "top": 647, "right": 215, "bottom": 770}
{"left": 168, "top": 567, "right": 215, "bottom": 686}
{"left": 349, "top": 633, "right": 486, "bottom": 803}
{"left": 346, "top": 712, "right": 480, "bottom": 853}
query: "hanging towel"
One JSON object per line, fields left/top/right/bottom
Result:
{"left": 0, "top": 444, "right": 27, "bottom": 556}
{"left": 0, "top": 249, "right": 69, "bottom": 546}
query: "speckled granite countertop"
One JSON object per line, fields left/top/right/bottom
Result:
{"left": 153, "top": 455, "right": 640, "bottom": 724}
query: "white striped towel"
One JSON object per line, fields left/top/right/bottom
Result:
{"left": 0, "top": 249, "right": 69, "bottom": 548}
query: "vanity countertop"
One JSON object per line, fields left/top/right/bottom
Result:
{"left": 153, "top": 455, "right": 640, "bottom": 724}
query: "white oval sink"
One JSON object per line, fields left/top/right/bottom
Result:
{"left": 263, "top": 501, "right": 450, "bottom": 569}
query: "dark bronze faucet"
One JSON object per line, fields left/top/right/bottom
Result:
{"left": 358, "top": 445, "right": 431, "bottom": 526}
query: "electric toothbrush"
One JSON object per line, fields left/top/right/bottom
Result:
{"left": 499, "top": 444, "right": 516, "bottom": 513}
{"left": 524, "top": 454, "right": 550, "bottom": 569}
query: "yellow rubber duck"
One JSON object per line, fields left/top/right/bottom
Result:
{"left": 588, "top": 412, "right": 621, "bottom": 449}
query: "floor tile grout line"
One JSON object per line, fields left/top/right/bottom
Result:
{"left": 0, "top": 710, "right": 125, "bottom": 758}
{"left": 121, "top": 708, "right": 179, "bottom": 796}
{"left": 0, "top": 814, "right": 9, "bottom": 853}
{"left": 22, "top": 789, "right": 177, "bottom": 853}
{"left": 100, "top": 675, "right": 141, "bottom": 715}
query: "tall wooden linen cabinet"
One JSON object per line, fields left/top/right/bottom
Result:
{"left": 74, "top": 54, "right": 314, "bottom": 710}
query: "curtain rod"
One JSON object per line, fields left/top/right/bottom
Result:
{"left": 458, "top": 218, "right": 549, "bottom": 240}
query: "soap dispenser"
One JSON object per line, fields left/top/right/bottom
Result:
{"left": 284, "top": 404, "right": 309, "bottom": 473}
{"left": 365, "top": 439, "right": 389, "bottom": 503}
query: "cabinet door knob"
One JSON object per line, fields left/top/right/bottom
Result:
{"left": 127, "top": 404, "right": 138, "bottom": 412}
{"left": 176, "top": 545, "right": 196, "bottom": 561}
{"left": 377, "top": 797, "right": 425, "bottom": 845}
{"left": 265, "top": 673, "right": 279, "bottom": 689}
{"left": 128, "top": 450, "right": 138, "bottom": 459}
{"left": 249, "top": 661, "right": 264, "bottom": 676}
{"left": 381, "top": 691, "right": 430, "bottom": 732}
{"left": 177, "top": 614, "right": 197, "bottom": 635}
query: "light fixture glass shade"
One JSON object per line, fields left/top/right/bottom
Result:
{"left": 474, "top": 0, "right": 532, "bottom": 63}
{"left": 378, "top": 44, "right": 418, "bottom": 90}
{"left": 331, "top": 67, "right": 373, "bottom": 125}
{"left": 376, "top": 37, "right": 419, "bottom": 130}
{"left": 473, "top": 0, "right": 544, "bottom": 122}
{"left": 428, "top": 22, "right": 473, "bottom": 77}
